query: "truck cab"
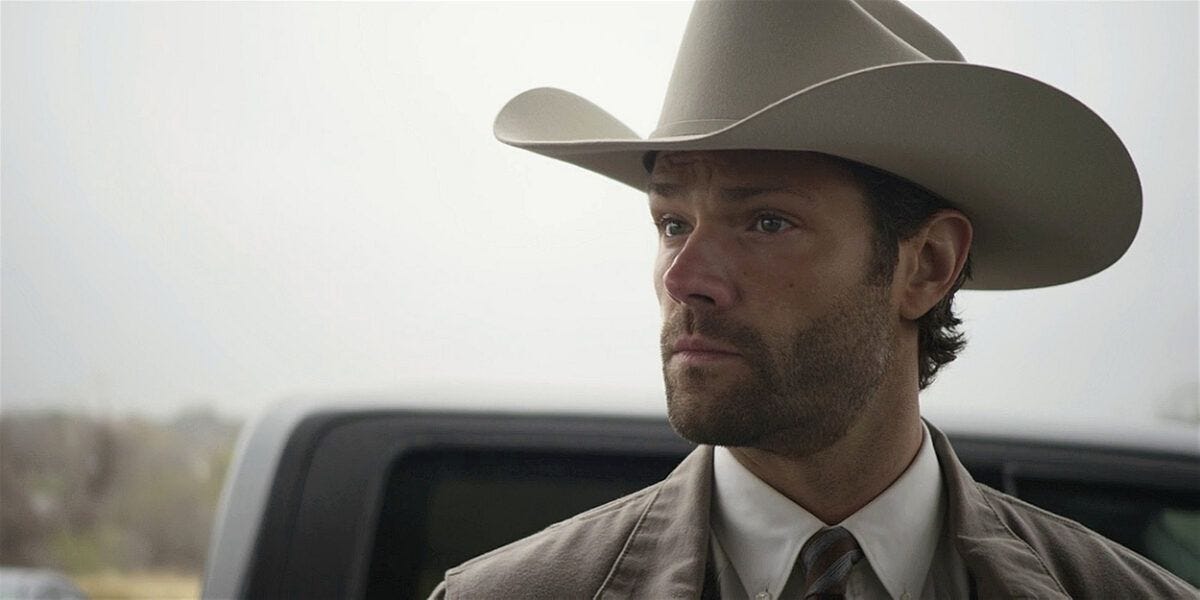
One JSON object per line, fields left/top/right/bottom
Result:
{"left": 202, "top": 394, "right": 1200, "bottom": 598}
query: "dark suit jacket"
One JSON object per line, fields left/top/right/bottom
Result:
{"left": 430, "top": 424, "right": 1195, "bottom": 599}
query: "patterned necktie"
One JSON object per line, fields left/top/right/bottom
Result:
{"left": 800, "top": 526, "right": 864, "bottom": 599}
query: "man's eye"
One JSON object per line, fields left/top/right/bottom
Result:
{"left": 754, "top": 215, "right": 791, "bottom": 234}
{"left": 658, "top": 217, "right": 689, "bottom": 237}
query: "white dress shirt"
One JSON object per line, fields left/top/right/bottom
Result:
{"left": 709, "top": 423, "right": 970, "bottom": 600}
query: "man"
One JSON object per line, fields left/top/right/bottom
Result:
{"left": 433, "top": 1, "right": 1194, "bottom": 598}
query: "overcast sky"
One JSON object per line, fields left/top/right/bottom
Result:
{"left": 2, "top": 2, "right": 1196, "bottom": 432}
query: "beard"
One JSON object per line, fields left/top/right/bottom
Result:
{"left": 661, "top": 283, "right": 895, "bottom": 457}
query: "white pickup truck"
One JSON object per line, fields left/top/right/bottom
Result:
{"left": 201, "top": 395, "right": 1200, "bottom": 599}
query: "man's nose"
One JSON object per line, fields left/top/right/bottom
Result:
{"left": 661, "top": 232, "right": 736, "bottom": 310}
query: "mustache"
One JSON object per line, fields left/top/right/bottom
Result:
{"left": 660, "top": 309, "right": 765, "bottom": 358}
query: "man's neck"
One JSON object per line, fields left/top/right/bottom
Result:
{"left": 727, "top": 406, "right": 924, "bottom": 525}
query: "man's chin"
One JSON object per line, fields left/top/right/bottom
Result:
{"left": 664, "top": 387, "right": 769, "bottom": 448}
{"left": 663, "top": 382, "right": 857, "bottom": 456}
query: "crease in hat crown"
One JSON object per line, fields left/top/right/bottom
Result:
{"left": 651, "top": 0, "right": 957, "bottom": 138}
{"left": 493, "top": 0, "right": 1142, "bottom": 291}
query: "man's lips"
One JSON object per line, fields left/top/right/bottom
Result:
{"left": 670, "top": 336, "right": 742, "bottom": 361}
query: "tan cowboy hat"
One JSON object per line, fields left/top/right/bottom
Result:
{"left": 493, "top": 0, "right": 1140, "bottom": 291}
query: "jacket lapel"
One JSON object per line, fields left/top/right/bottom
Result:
{"left": 595, "top": 445, "right": 714, "bottom": 599}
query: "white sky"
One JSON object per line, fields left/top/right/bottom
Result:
{"left": 2, "top": 2, "right": 1197, "bottom": 431}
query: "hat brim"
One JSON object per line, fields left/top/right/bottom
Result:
{"left": 494, "top": 62, "right": 1140, "bottom": 291}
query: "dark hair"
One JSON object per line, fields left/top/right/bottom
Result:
{"left": 840, "top": 159, "right": 972, "bottom": 390}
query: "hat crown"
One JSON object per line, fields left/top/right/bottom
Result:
{"left": 653, "top": 0, "right": 963, "bottom": 138}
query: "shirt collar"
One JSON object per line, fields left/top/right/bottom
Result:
{"left": 711, "top": 444, "right": 825, "bottom": 598}
{"left": 841, "top": 422, "right": 945, "bottom": 600}
{"left": 711, "top": 423, "right": 945, "bottom": 600}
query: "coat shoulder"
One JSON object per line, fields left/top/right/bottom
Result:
{"left": 436, "top": 482, "right": 663, "bottom": 600}
{"left": 975, "top": 483, "right": 1196, "bottom": 598}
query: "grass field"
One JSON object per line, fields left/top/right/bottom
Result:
{"left": 74, "top": 571, "right": 200, "bottom": 600}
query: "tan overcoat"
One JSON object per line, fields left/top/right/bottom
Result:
{"left": 430, "top": 425, "right": 1195, "bottom": 599}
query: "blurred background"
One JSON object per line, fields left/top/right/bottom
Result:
{"left": 2, "top": 2, "right": 1196, "bottom": 598}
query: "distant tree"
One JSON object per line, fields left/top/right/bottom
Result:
{"left": 0, "top": 410, "right": 241, "bottom": 575}
{"left": 0, "top": 420, "right": 41, "bottom": 565}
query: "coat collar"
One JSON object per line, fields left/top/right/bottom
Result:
{"left": 594, "top": 444, "right": 713, "bottom": 599}
{"left": 594, "top": 425, "right": 1072, "bottom": 599}
{"left": 927, "top": 423, "right": 1069, "bottom": 599}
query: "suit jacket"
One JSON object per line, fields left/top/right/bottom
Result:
{"left": 430, "top": 424, "right": 1195, "bottom": 599}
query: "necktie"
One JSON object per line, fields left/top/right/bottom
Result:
{"left": 800, "top": 526, "right": 864, "bottom": 599}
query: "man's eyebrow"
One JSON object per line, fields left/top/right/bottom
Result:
{"left": 647, "top": 182, "right": 814, "bottom": 202}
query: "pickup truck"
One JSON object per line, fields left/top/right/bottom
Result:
{"left": 201, "top": 394, "right": 1200, "bottom": 599}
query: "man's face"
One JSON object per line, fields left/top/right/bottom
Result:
{"left": 650, "top": 150, "right": 900, "bottom": 456}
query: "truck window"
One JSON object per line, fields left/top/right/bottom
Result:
{"left": 365, "top": 449, "right": 683, "bottom": 598}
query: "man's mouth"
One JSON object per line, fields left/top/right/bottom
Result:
{"left": 670, "top": 336, "right": 742, "bottom": 363}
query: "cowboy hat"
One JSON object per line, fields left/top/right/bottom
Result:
{"left": 493, "top": 0, "right": 1140, "bottom": 291}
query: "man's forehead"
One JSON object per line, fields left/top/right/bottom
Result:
{"left": 649, "top": 150, "right": 857, "bottom": 189}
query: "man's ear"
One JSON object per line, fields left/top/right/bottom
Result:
{"left": 896, "top": 210, "right": 973, "bottom": 320}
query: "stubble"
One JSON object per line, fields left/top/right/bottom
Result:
{"left": 661, "top": 283, "right": 895, "bottom": 457}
